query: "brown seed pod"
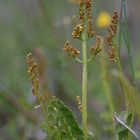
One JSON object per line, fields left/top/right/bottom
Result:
{"left": 90, "top": 36, "right": 102, "bottom": 56}
{"left": 26, "top": 53, "right": 40, "bottom": 96}
{"left": 76, "top": 96, "right": 82, "bottom": 111}
{"left": 106, "top": 10, "right": 119, "bottom": 62}
{"left": 63, "top": 41, "right": 80, "bottom": 57}
{"left": 72, "top": 24, "right": 84, "bottom": 39}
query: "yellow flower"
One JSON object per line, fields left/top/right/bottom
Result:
{"left": 96, "top": 11, "right": 111, "bottom": 28}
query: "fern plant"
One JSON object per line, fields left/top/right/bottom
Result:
{"left": 26, "top": 0, "right": 140, "bottom": 140}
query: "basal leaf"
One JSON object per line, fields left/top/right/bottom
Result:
{"left": 41, "top": 96, "right": 94, "bottom": 140}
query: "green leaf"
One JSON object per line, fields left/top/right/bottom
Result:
{"left": 41, "top": 96, "right": 94, "bottom": 140}
{"left": 115, "top": 111, "right": 133, "bottom": 140}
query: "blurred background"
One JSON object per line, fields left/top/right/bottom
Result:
{"left": 0, "top": 0, "right": 140, "bottom": 139}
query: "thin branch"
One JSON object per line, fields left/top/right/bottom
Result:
{"left": 87, "top": 55, "right": 95, "bottom": 63}
{"left": 73, "top": 57, "right": 83, "bottom": 64}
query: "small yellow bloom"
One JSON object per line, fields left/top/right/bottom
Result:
{"left": 96, "top": 11, "right": 111, "bottom": 28}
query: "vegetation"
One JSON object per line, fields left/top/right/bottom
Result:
{"left": 1, "top": 0, "right": 140, "bottom": 140}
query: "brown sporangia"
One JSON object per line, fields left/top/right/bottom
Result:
{"left": 76, "top": 96, "right": 82, "bottom": 111}
{"left": 63, "top": 41, "right": 80, "bottom": 57}
{"left": 86, "top": 0, "right": 94, "bottom": 37}
{"left": 26, "top": 53, "right": 40, "bottom": 96}
{"left": 72, "top": 24, "right": 84, "bottom": 39}
{"left": 90, "top": 36, "right": 102, "bottom": 56}
{"left": 72, "top": 0, "right": 94, "bottom": 39}
{"left": 106, "top": 10, "right": 119, "bottom": 62}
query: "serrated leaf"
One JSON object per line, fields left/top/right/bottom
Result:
{"left": 41, "top": 96, "right": 94, "bottom": 140}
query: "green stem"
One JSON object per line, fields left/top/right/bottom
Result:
{"left": 116, "top": 50, "right": 123, "bottom": 74}
{"left": 118, "top": 0, "right": 123, "bottom": 57}
{"left": 116, "top": 45, "right": 129, "bottom": 111}
{"left": 113, "top": 33, "right": 129, "bottom": 112}
{"left": 87, "top": 55, "right": 95, "bottom": 63}
{"left": 100, "top": 40, "right": 115, "bottom": 113}
{"left": 82, "top": 33, "right": 88, "bottom": 140}
{"left": 36, "top": 92, "right": 47, "bottom": 117}
{"left": 73, "top": 57, "right": 83, "bottom": 64}
{"left": 123, "top": 0, "right": 135, "bottom": 86}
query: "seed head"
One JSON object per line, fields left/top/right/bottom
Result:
{"left": 79, "top": 0, "right": 84, "bottom": 21}
{"left": 26, "top": 53, "right": 40, "bottom": 96}
{"left": 63, "top": 41, "right": 80, "bottom": 57}
{"left": 86, "top": 0, "right": 94, "bottom": 37}
{"left": 72, "top": 24, "right": 84, "bottom": 39}
{"left": 72, "top": 0, "right": 94, "bottom": 39}
{"left": 90, "top": 36, "right": 102, "bottom": 56}
{"left": 106, "top": 10, "right": 119, "bottom": 62}
{"left": 76, "top": 96, "right": 82, "bottom": 111}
